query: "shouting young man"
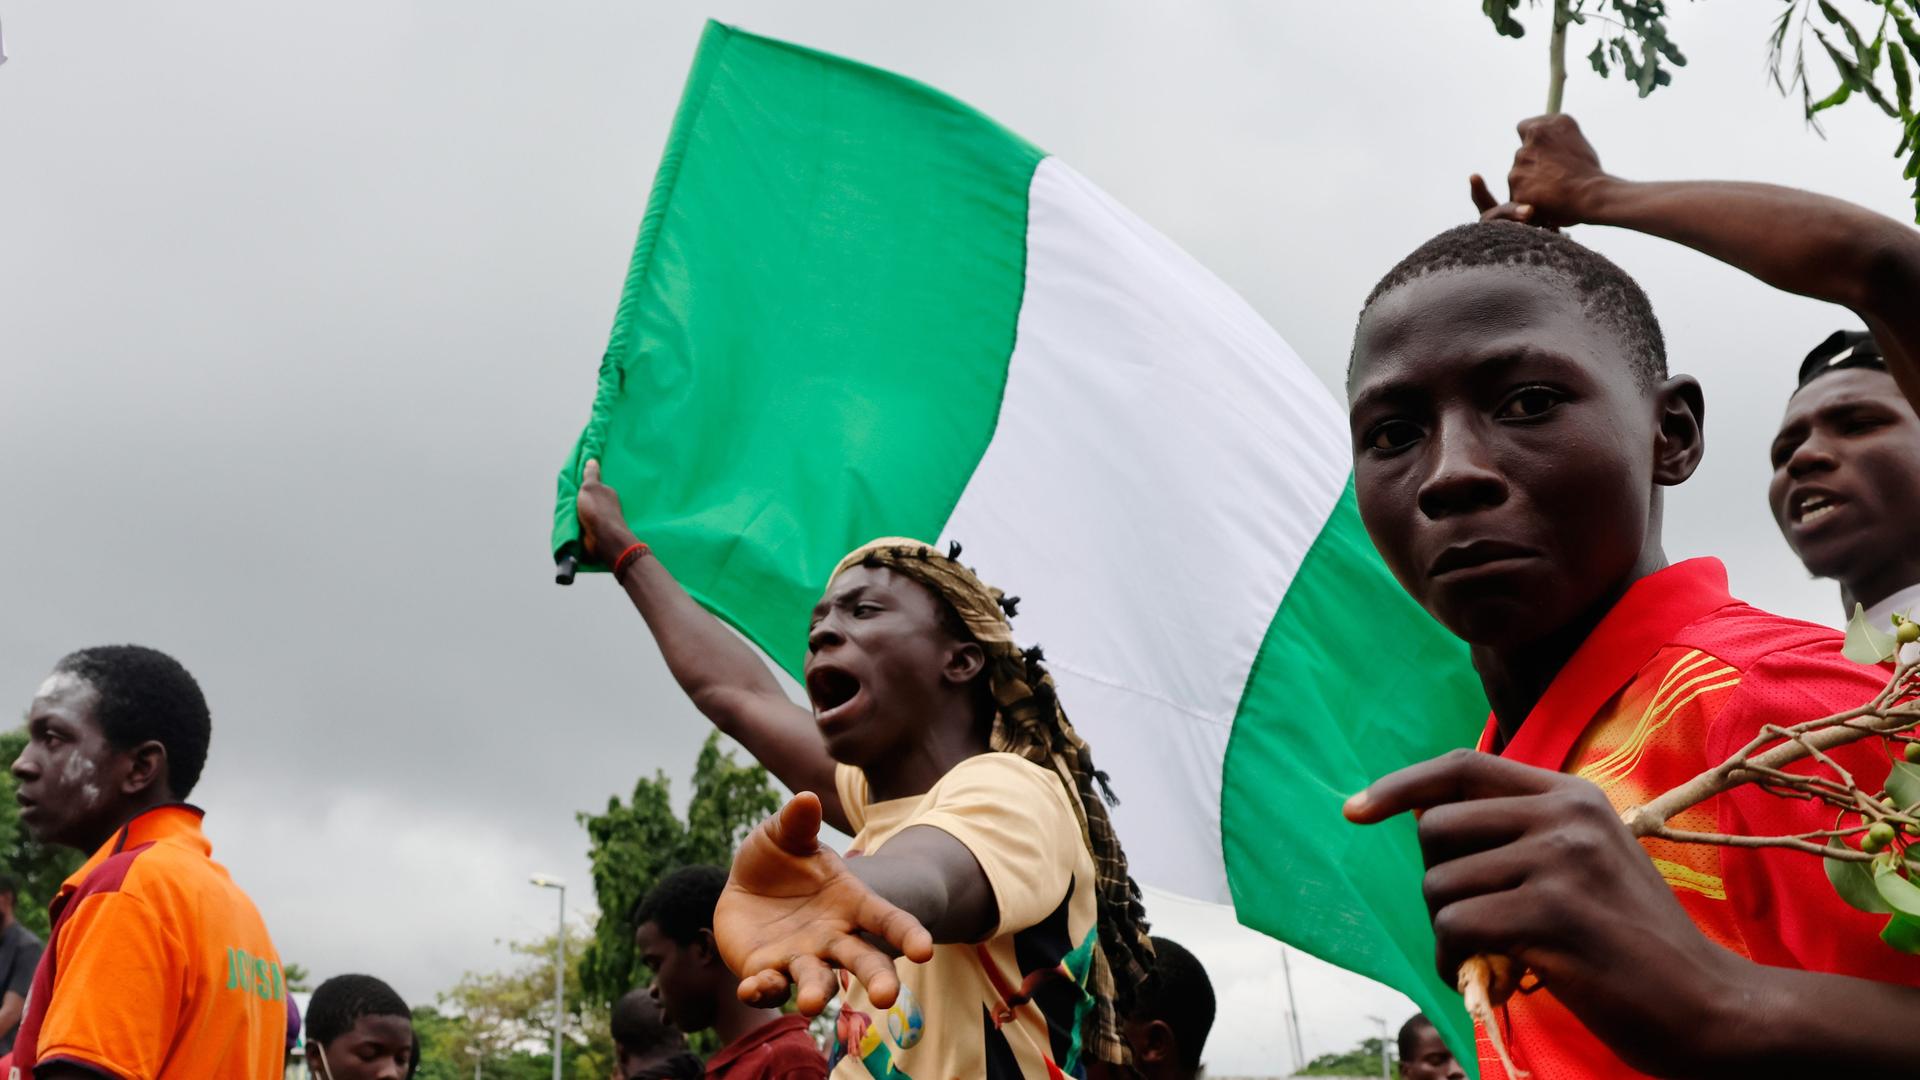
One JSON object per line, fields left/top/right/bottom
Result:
{"left": 575, "top": 461, "right": 1155, "bottom": 1079}
{"left": 1468, "top": 113, "right": 1920, "bottom": 630}
{"left": 1339, "top": 220, "right": 1920, "bottom": 1076}
{"left": 10, "top": 645, "right": 285, "bottom": 1079}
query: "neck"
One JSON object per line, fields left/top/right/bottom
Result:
{"left": 69, "top": 793, "right": 174, "bottom": 855}
{"left": 1474, "top": 548, "right": 1666, "bottom": 745}
{"left": 1845, "top": 570, "right": 1920, "bottom": 618}
{"left": 867, "top": 702, "right": 992, "bottom": 803}
{"left": 711, "top": 994, "right": 783, "bottom": 1047}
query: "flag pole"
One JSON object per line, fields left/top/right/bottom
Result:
{"left": 554, "top": 543, "right": 579, "bottom": 585}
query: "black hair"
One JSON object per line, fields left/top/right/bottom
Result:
{"left": 610, "top": 988, "right": 683, "bottom": 1053}
{"left": 53, "top": 645, "right": 212, "bottom": 799}
{"left": 1352, "top": 220, "right": 1668, "bottom": 391}
{"left": 407, "top": 1030, "right": 420, "bottom": 1079}
{"left": 1397, "top": 1013, "right": 1438, "bottom": 1063}
{"left": 307, "top": 974, "right": 411, "bottom": 1047}
{"left": 0, "top": 873, "right": 19, "bottom": 901}
{"left": 1132, "top": 937, "right": 1214, "bottom": 1071}
{"left": 630, "top": 865, "right": 726, "bottom": 944}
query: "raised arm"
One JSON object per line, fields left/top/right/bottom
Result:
{"left": 575, "top": 460, "right": 847, "bottom": 833}
{"left": 1471, "top": 114, "right": 1920, "bottom": 406}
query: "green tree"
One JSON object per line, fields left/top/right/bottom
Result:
{"left": 574, "top": 732, "right": 781, "bottom": 1012}
{"left": 1478, "top": 0, "right": 1689, "bottom": 112}
{"left": 425, "top": 926, "right": 614, "bottom": 1080}
{"left": 282, "top": 961, "right": 313, "bottom": 993}
{"left": 1298, "top": 1035, "right": 1396, "bottom": 1077}
{"left": 0, "top": 729, "right": 84, "bottom": 937}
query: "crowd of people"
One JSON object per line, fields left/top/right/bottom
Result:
{"left": 2, "top": 113, "right": 1917, "bottom": 1079}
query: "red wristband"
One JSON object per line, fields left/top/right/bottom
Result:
{"left": 612, "top": 541, "right": 651, "bottom": 579}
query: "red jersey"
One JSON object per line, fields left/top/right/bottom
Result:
{"left": 705, "top": 1015, "right": 827, "bottom": 1080}
{"left": 1474, "top": 559, "right": 1920, "bottom": 1079}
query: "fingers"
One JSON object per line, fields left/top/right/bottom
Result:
{"left": 736, "top": 967, "right": 791, "bottom": 1009}
{"left": 583, "top": 458, "right": 600, "bottom": 486}
{"left": 1428, "top": 889, "right": 1544, "bottom": 983}
{"left": 1469, "top": 173, "right": 1499, "bottom": 215}
{"left": 826, "top": 934, "right": 904, "bottom": 1009}
{"left": 1420, "top": 843, "right": 1534, "bottom": 920}
{"left": 1345, "top": 750, "right": 1567, "bottom": 824}
{"left": 858, "top": 894, "right": 935, "bottom": 965}
{"left": 765, "top": 792, "right": 825, "bottom": 858}
{"left": 1414, "top": 795, "right": 1541, "bottom": 868}
{"left": 789, "top": 954, "right": 840, "bottom": 1016}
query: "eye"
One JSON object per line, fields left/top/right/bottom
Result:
{"left": 1365, "top": 420, "right": 1423, "bottom": 453}
{"left": 1842, "top": 414, "right": 1888, "bottom": 436}
{"left": 1495, "top": 385, "right": 1564, "bottom": 420}
{"left": 853, "top": 602, "right": 881, "bottom": 617}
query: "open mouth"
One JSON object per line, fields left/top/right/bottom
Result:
{"left": 1791, "top": 489, "right": 1845, "bottom": 526}
{"left": 805, "top": 665, "right": 863, "bottom": 719}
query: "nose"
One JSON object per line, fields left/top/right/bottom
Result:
{"left": 12, "top": 746, "right": 38, "bottom": 782}
{"left": 1415, "top": 417, "right": 1508, "bottom": 520}
{"left": 1785, "top": 431, "right": 1839, "bottom": 479}
{"left": 808, "top": 617, "right": 845, "bottom": 653}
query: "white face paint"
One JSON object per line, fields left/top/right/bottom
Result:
{"left": 33, "top": 671, "right": 85, "bottom": 702}
{"left": 58, "top": 752, "right": 106, "bottom": 811}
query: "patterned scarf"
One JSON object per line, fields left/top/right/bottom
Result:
{"left": 831, "top": 538, "right": 1155, "bottom": 1068}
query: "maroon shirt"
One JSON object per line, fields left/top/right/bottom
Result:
{"left": 704, "top": 1015, "right": 825, "bottom": 1080}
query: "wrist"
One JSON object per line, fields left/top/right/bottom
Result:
{"left": 612, "top": 539, "right": 652, "bottom": 581}
{"left": 1570, "top": 172, "right": 1628, "bottom": 224}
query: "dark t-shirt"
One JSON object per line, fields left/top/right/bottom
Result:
{"left": 704, "top": 1015, "right": 825, "bottom": 1080}
{"left": 0, "top": 919, "right": 45, "bottom": 1053}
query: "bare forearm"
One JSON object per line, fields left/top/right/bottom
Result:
{"left": 615, "top": 553, "right": 788, "bottom": 721}
{"left": 848, "top": 834, "right": 996, "bottom": 944}
{"left": 1697, "top": 963, "right": 1920, "bottom": 1078}
{"left": 1580, "top": 176, "right": 1916, "bottom": 313}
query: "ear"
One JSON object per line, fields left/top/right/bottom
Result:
{"left": 1652, "top": 375, "right": 1705, "bottom": 487}
{"left": 695, "top": 928, "right": 721, "bottom": 967}
{"left": 1140, "top": 1019, "right": 1177, "bottom": 1065}
{"left": 942, "top": 641, "right": 985, "bottom": 688}
{"left": 121, "top": 740, "right": 171, "bottom": 799}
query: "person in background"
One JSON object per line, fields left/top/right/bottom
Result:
{"left": 632, "top": 865, "right": 823, "bottom": 1080}
{"left": 9, "top": 644, "right": 285, "bottom": 1079}
{"left": 1087, "top": 936, "right": 1215, "bottom": 1080}
{"left": 610, "top": 988, "right": 702, "bottom": 1080}
{"left": 0, "top": 874, "right": 43, "bottom": 1057}
{"left": 1467, "top": 112, "right": 1920, "bottom": 629}
{"left": 1396, "top": 1014, "right": 1464, "bottom": 1080}
{"left": 304, "top": 974, "right": 414, "bottom": 1080}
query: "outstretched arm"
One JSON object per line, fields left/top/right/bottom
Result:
{"left": 1346, "top": 750, "right": 1920, "bottom": 1077}
{"left": 715, "top": 794, "right": 993, "bottom": 1014}
{"left": 1471, "top": 114, "right": 1920, "bottom": 407}
{"left": 575, "top": 461, "right": 846, "bottom": 833}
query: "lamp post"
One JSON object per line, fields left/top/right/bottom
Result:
{"left": 1365, "top": 1014, "right": 1391, "bottom": 1080}
{"left": 529, "top": 874, "right": 566, "bottom": 1080}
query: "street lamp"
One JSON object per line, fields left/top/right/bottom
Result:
{"left": 1365, "top": 1014, "right": 1391, "bottom": 1080}
{"left": 529, "top": 874, "right": 566, "bottom": 1080}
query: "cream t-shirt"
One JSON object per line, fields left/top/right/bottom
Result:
{"left": 828, "top": 753, "right": 1100, "bottom": 1080}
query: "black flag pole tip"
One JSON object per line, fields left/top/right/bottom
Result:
{"left": 555, "top": 550, "right": 578, "bottom": 586}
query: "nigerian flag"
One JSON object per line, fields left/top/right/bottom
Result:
{"left": 553, "top": 21, "right": 1488, "bottom": 1068}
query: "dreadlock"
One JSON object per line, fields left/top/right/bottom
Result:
{"left": 835, "top": 538, "right": 1156, "bottom": 1068}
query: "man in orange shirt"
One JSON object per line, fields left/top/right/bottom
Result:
{"left": 8, "top": 645, "right": 285, "bottom": 1080}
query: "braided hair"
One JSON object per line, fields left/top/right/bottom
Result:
{"left": 835, "top": 539, "right": 1156, "bottom": 1067}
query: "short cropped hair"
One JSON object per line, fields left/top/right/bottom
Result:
{"left": 630, "top": 865, "right": 727, "bottom": 944}
{"left": 54, "top": 645, "right": 212, "bottom": 798}
{"left": 1354, "top": 220, "right": 1668, "bottom": 390}
{"left": 307, "top": 974, "right": 410, "bottom": 1047}
{"left": 1133, "top": 936, "right": 1215, "bottom": 1070}
{"left": 610, "top": 988, "right": 682, "bottom": 1053}
{"left": 1397, "top": 1013, "right": 1438, "bottom": 1063}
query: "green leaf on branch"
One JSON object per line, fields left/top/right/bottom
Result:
{"left": 1882, "top": 912, "right": 1920, "bottom": 953}
{"left": 1590, "top": 38, "right": 1611, "bottom": 76}
{"left": 1888, "top": 761, "right": 1920, "bottom": 812}
{"left": 1828, "top": 841, "right": 1895, "bottom": 912}
{"left": 1873, "top": 857, "right": 1920, "bottom": 917}
{"left": 1845, "top": 602, "right": 1899, "bottom": 662}
{"left": 1483, "top": 0, "right": 1526, "bottom": 38}
{"left": 1890, "top": 39, "right": 1914, "bottom": 116}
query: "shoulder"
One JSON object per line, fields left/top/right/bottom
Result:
{"left": 1675, "top": 603, "right": 1888, "bottom": 750}
{"left": 932, "top": 753, "right": 1074, "bottom": 812}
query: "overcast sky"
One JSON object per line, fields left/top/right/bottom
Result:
{"left": 2, "top": 2, "right": 1912, "bottom": 1075}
